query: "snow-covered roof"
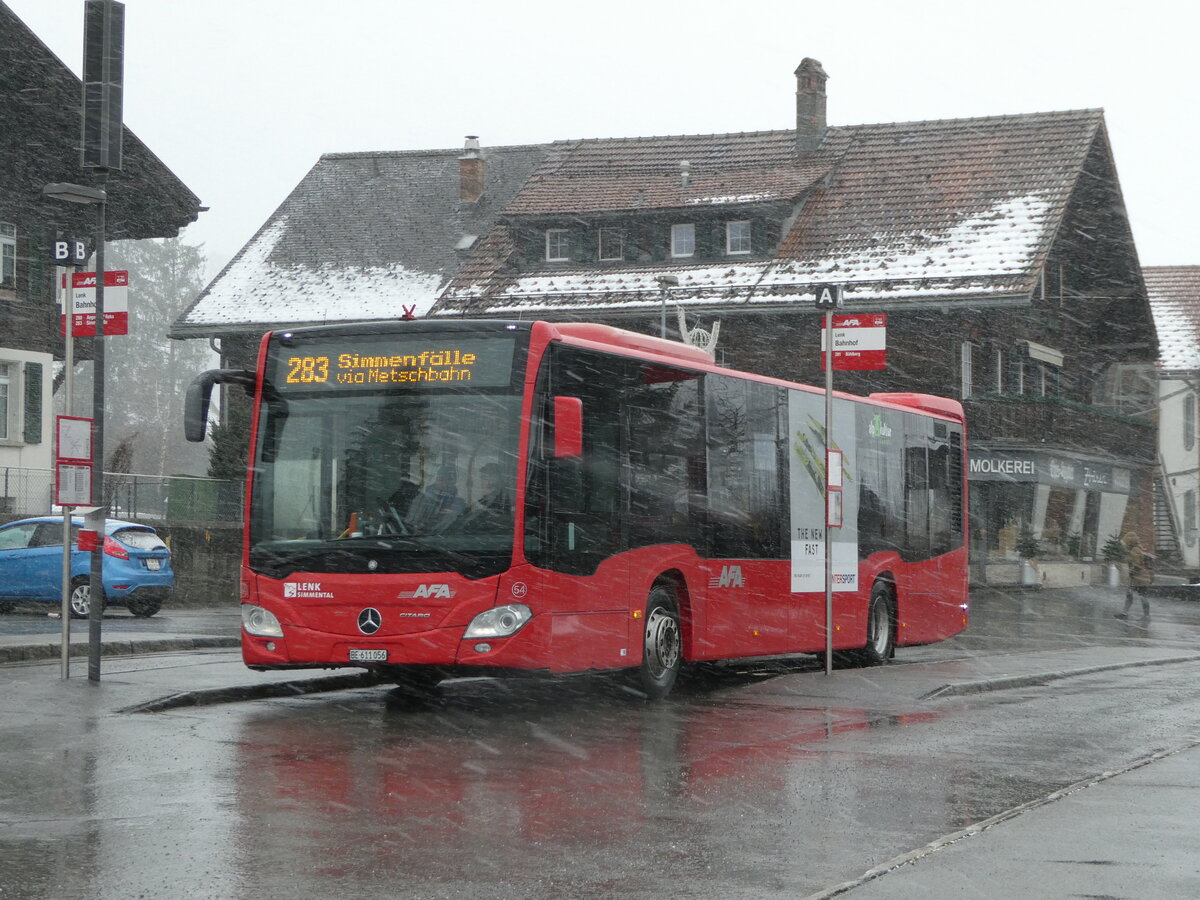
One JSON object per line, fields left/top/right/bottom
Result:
{"left": 174, "top": 109, "right": 1111, "bottom": 335}
{"left": 1145, "top": 266, "right": 1200, "bottom": 372}
{"left": 171, "top": 145, "right": 547, "bottom": 336}
{"left": 437, "top": 110, "right": 1105, "bottom": 317}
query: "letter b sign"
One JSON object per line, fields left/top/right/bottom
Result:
{"left": 51, "top": 237, "right": 89, "bottom": 267}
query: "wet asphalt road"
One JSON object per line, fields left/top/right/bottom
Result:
{"left": 1, "top": 587, "right": 1199, "bottom": 899}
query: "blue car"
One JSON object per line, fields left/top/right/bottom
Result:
{"left": 0, "top": 516, "right": 174, "bottom": 618}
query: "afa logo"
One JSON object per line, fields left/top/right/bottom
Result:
{"left": 708, "top": 565, "right": 745, "bottom": 589}
{"left": 398, "top": 583, "right": 456, "bottom": 599}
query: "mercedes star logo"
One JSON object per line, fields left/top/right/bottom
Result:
{"left": 357, "top": 607, "right": 382, "bottom": 635}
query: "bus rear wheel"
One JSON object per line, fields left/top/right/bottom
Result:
{"left": 857, "top": 582, "right": 896, "bottom": 666}
{"left": 632, "top": 583, "right": 682, "bottom": 700}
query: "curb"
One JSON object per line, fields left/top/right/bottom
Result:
{"left": 119, "top": 671, "right": 385, "bottom": 714}
{"left": 0, "top": 636, "right": 239, "bottom": 665}
{"left": 919, "top": 653, "right": 1200, "bottom": 700}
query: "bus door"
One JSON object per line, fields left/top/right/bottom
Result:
{"left": 525, "top": 347, "right": 633, "bottom": 670}
{"left": 704, "top": 376, "right": 790, "bottom": 657}
{"left": 899, "top": 419, "right": 964, "bottom": 642}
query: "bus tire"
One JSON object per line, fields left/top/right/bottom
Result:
{"left": 858, "top": 581, "right": 895, "bottom": 666}
{"left": 633, "top": 582, "right": 682, "bottom": 700}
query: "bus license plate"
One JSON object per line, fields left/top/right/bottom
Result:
{"left": 349, "top": 648, "right": 387, "bottom": 662}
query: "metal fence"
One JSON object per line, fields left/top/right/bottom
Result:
{"left": 0, "top": 466, "right": 243, "bottom": 526}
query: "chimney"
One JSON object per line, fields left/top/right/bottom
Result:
{"left": 459, "top": 135, "right": 485, "bottom": 203}
{"left": 679, "top": 159, "right": 691, "bottom": 189}
{"left": 794, "top": 58, "right": 828, "bottom": 152}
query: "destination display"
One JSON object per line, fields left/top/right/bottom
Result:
{"left": 268, "top": 336, "right": 517, "bottom": 391}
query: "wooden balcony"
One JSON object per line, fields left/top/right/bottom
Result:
{"left": 963, "top": 396, "right": 1155, "bottom": 464}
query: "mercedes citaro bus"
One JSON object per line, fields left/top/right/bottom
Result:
{"left": 186, "top": 319, "right": 967, "bottom": 698}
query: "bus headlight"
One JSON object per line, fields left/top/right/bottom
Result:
{"left": 242, "top": 604, "right": 284, "bottom": 638}
{"left": 464, "top": 604, "right": 531, "bottom": 639}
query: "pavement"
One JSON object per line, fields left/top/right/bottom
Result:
{"left": 2, "top": 588, "right": 1199, "bottom": 897}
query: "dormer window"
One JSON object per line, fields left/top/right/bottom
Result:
{"left": 671, "top": 223, "right": 695, "bottom": 258}
{"left": 545, "top": 229, "right": 570, "bottom": 262}
{"left": 726, "top": 221, "right": 751, "bottom": 255}
{"left": 598, "top": 228, "right": 623, "bottom": 261}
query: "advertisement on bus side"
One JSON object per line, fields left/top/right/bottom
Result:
{"left": 789, "top": 391, "right": 859, "bottom": 593}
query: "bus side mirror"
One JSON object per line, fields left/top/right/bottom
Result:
{"left": 184, "top": 369, "right": 256, "bottom": 442}
{"left": 553, "top": 396, "right": 583, "bottom": 459}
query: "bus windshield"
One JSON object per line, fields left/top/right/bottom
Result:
{"left": 249, "top": 389, "right": 522, "bottom": 579}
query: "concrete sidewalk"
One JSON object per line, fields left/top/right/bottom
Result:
{"left": 825, "top": 740, "right": 1200, "bottom": 898}
{"left": 0, "top": 606, "right": 241, "bottom": 665}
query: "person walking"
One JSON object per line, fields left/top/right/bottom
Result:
{"left": 1116, "top": 531, "right": 1152, "bottom": 619}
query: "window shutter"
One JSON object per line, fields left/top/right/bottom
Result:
{"left": 23, "top": 362, "right": 42, "bottom": 444}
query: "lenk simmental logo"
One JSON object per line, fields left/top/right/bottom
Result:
{"left": 397, "top": 583, "right": 456, "bottom": 599}
{"left": 283, "top": 581, "right": 334, "bottom": 599}
{"left": 708, "top": 565, "right": 745, "bottom": 589}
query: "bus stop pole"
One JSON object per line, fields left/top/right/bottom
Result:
{"left": 824, "top": 306, "right": 834, "bottom": 676}
{"left": 88, "top": 172, "right": 107, "bottom": 683}
{"left": 59, "top": 267, "right": 73, "bottom": 678}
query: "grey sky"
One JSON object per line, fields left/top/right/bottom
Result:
{"left": 9, "top": 0, "right": 1196, "bottom": 278}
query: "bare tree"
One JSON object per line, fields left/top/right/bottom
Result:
{"left": 102, "top": 237, "right": 213, "bottom": 476}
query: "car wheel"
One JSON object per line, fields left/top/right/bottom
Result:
{"left": 68, "top": 577, "right": 104, "bottom": 619}
{"left": 126, "top": 596, "right": 162, "bottom": 618}
{"left": 857, "top": 581, "right": 896, "bottom": 666}
{"left": 632, "top": 582, "right": 682, "bottom": 700}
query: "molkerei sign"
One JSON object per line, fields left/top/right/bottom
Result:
{"left": 968, "top": 449, "right": 1131, "bottom": 494}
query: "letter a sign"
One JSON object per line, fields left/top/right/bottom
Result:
{"left": 814, "top": 283, "right": 843, "bottom": 310}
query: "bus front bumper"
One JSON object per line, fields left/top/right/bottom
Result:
{"left": 241, "top": 615, "right": 553, "bottom": 671}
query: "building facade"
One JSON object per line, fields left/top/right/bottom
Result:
{"left": 1146, "top": 266, "right": 1200, "bottom": 576}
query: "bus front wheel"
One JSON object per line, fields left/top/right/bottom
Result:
{"left": 633, "top": 583, "right": 682, "bottom": 700}
{"left": 858, "top": 582, "right": 896, "bottom": 666}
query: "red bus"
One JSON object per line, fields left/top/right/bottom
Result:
{"left": 186, "top": 319, "right": 967, "bottom": 698}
